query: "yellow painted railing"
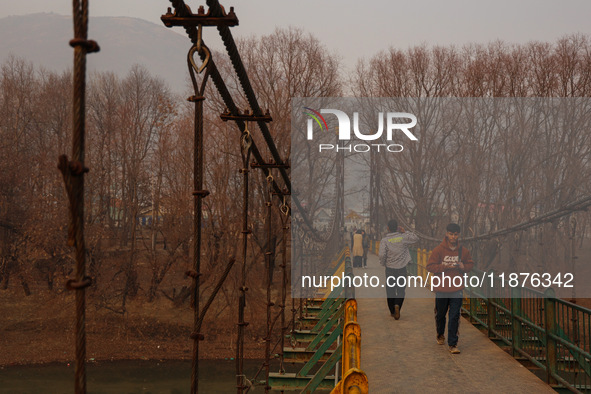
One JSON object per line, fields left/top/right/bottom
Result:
{"left": 331, "top": 299, "right": 368, "bottom": 394}
{"left": 315, "top": 248, "right": 350, "bottom": 298}
{"left": 416, "top": 248, "right": 431, "bottom": 288}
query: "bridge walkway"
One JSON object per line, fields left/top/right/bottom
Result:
{"left": 353, "top": 252, "right": 555, "bottom": 393}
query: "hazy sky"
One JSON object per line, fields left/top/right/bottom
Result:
{"left": 3, "top": 0, "right": 591, "bottom": 71}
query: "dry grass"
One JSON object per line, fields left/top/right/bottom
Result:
{"left": 0, "top": 289, "right": 265, "bottom": 366}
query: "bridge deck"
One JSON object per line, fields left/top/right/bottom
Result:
{"left": 353, "top": 253, "right": 554, "bottom": 393}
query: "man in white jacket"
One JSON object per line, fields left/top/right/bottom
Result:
{"left": 379, "top": 219, "right": 419, "bottom": 320}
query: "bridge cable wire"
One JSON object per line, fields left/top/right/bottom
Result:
{"left": 167, "top": 5, "right": 591, "bottom": 387}
{"left": 185, "top": 28, "right": 212, "bottom": 394}
{"left": 279, "top": 207, "right": 290, "bottom": 375}
{"left": 58, "top": 1, "right": 99, "bottom": 392}
{"left": 164, "top": 0, "right": 333, "bottom": 389}
{"left": 392, "top": 195, "right": 591, "bottom": 244}
{"left": 243, "top": 191, "right": 294, "bottom": 393}
{"left": 237, "top": 125, "right": 252, "bottom": 394}
{"left": 167, "top": 0, "right": 329, "bottom": 245}
{"left": 264, "top": 175, "right": 274, "bottom": 393}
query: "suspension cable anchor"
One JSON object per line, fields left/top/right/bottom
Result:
{"left": 271, "top": 188, "right": 291, "bottom": 196}
{"left": 66, "top": 276, "right": 92, "bottom": 290}
{"left": 192, "top": 190, "right": 210, "bottom": 198}
{"left": 190, "top": 332, "right": 205, "bottom": 341}
{"left": 250, "top": 159, "right": 289, "bottom": 169}
{"left": 161, "top": 5, "right": 239, "bottom": 28}
{"left": 185, "top": 270, "right": 202, "bottom": 279}
{"left": 58, "top": 156, "right": 89, "bottom": 176}
{"left": 188, "top": 35, "right": 211, "bottom": 81}
{"left": 187, "top": 95, "right": 205, "bottom": 102}
{"left": 220, "top": 108, "right": 272, "bottom": 123}
{"left": 69, "top": 38, "right": 100, "bottom": 53}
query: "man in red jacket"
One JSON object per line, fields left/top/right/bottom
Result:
{"left": 427, "top": 223, "right": 474, "bottom": 354}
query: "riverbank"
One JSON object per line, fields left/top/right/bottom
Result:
{"left": 0, "top": 289, "right": 270, "bottom": 367}
{"left": 0, "top": 359, "right": 273, "bottom": 393}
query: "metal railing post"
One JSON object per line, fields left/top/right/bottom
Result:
{"left": 487, "top": 269, "right": 496, "bottom": 338}
{"left": 544, "top": 288, "right": 558, "bottom": 385}
{"left": 511, "top": 286, "right": 522, "bottom": 357}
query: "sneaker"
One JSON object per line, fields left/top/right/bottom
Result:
{"left": 394, "top": 305, "right": 400, "bottom": 320}
{"left": 436, "top": 335, "right": 445, "bottom": 345}
{"left": 449, "top": 345, "right": 460, "bottom": 354}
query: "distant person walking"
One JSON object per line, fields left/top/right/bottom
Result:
{"left": 427, "top": 223, "right": 474, "bottom": 354}
{"left": 379, "top": 219, "right": 419, "bottom": 320}
{"left": 352, "top": 229, "right": 364, "bottom": 268}
{"left": 362, "top": 230, "right": 369, "bottom": 268}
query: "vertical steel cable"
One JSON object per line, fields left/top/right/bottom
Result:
{"left": 190, "top": 78, "right": 203, "bottom": 394}
{"left": 279, "top": 203, "right": 290, "bottom": 376}
{"left": 70, "top": 1, "right": 88, "bottom": 386}
{"left": 58, "top": 1, "right": 99, "bottom": 393}
{"left": 237, "top": 128, "right": 252, "bottom": 394}
{"left": 186, "top": 34, "right": 211, "bottom": 394}
{"left": 264, "top": 176, "right": 274, "bottom": 393}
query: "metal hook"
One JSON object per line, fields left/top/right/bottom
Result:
{"left": 189, "top": 42, "right": 210, "bottom": 75}
{"left": 570, "top": 216, "right": 577, "bottom": 236}
{"left": 197, "top": 24, "right": 203, "bottom": 53}
{"left": 280, "top": 195, "right": 289, "bottom": 216}
{"left": 188, "top": 24, "right": 210, "bottom": 76}
{"left": 280, "top": 204, "right": 289, "bottom": 216}
{"left": 241, "top": 122, "right": 252, "bottom": 151}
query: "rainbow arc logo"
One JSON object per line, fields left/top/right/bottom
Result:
{"left": 303, "top": 107, "right": 328, "bottom": 133}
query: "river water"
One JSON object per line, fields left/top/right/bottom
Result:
{"left": 0, "top": 359, "right": 279, "bottom": 393}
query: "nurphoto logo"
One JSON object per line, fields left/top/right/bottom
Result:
{"left": 303, "top": 107, "right": 418, "bottom": 152}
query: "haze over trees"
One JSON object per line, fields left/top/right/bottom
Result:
{"left": 351, "top": 35, "right": 591, "bottom": 279}
{"left": 1, "top": 29, "right": 591, "bottom": 347}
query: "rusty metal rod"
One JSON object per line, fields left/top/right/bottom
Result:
{"left": 236, "top": 133, "right": 251, "bottom": 394}
{"left": 187, "top": 39, "right": 211, "bottom": 394}
{"left": 264, "top": 179, "right": 273, "bottom": 393}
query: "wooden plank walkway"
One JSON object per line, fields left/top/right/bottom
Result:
{"left": 352, "top": 253, "right": 555, "bottom": 393}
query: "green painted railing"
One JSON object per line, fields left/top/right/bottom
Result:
{"left": 405, "top": 244, "right": 591, "bottom": 393}
{"left": 461, "top": 270, "right": 591, "bottom": 393}
{"left": 270, "top": 246, "right": 368, "bottom": 393}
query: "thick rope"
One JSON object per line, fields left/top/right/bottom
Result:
{"left": 71, "top": 8, "right": 88, "bottom": 391}
{"left": 57, "top": 1, "right": 99, "bottom": 393}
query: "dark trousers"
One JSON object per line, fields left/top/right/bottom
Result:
{"left": 353, "top": 256, "right": 363, "bottom": 267}
{"left": 435, "top": 290, "right": 463, "bottom": 346}
{"left": 385, "top": 266, "right": 407, "bottom": 314}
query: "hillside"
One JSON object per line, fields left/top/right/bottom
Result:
{"left": 0, "top": 13, "right": 193, "bottom": 93}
